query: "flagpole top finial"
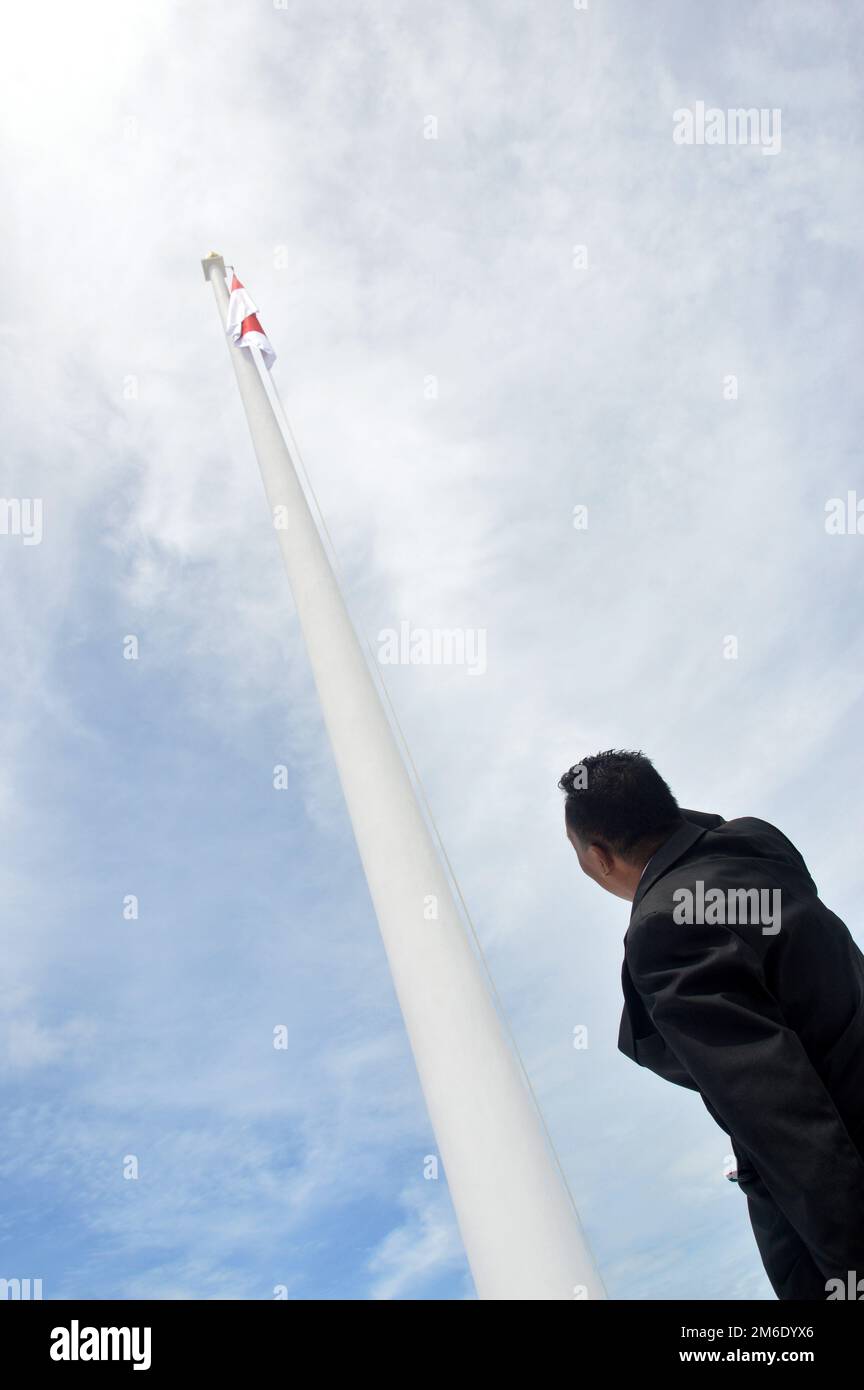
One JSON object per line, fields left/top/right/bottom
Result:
{"left": 201, "top": 251, "right": 226, "bottom": 281}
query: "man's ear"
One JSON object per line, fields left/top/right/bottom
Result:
{"left": 586, "top": 841, "right": 614, "bottom": 879}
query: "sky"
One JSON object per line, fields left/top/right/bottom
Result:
{"left": 1, "top": 0, "right": 863, "bottom": 1300}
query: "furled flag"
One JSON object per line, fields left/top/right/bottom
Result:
{"left": 225, "top": 268, "right": 277, "bottom": 369}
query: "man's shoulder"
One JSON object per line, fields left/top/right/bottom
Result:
{"left": 681, "top": 812, "right": 814, "bottom": 882}
{"left": 683, "top": 809, "right": 796, "bottom": 846}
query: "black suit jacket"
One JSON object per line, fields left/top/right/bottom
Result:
{"left": 618, "top": 809, "right": 864, "bottom": 1300}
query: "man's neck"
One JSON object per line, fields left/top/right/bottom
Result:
{"left": 633, "top": 824, "right": 682, "bottom": 891}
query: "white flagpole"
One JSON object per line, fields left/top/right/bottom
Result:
{"left": 202, "top": 252, "right": 605, "bottom": 1301}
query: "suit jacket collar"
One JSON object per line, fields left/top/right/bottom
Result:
{"left": 619, "top": 811, "right": 722, "bottom": 1076}
{"left": 628, "top": 817, "right": 715, "bottom": 922}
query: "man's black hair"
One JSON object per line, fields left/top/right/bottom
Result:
{"left": 558, "top": 749, "right": 682, "bottom": 860}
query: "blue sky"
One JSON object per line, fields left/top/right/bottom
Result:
{"left": 2, "top": 0, "right": 863, "bottom": 1299}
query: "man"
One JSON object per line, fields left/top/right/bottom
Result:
{"left": 559, "top": 749, "right": 864, "bottom": 1301}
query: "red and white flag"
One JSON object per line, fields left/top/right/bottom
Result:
{"left": 225, "top": 269, "right": 276, "bottom": 369}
